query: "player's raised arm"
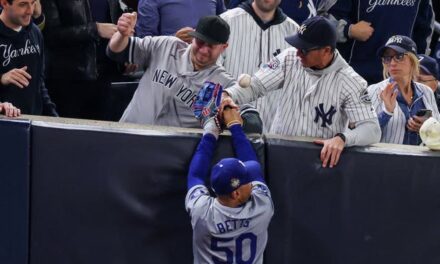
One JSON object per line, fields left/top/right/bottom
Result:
{"left": 223, "top": 107, "right": 264, "bottom": 183}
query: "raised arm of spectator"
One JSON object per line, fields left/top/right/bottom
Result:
{"left": 135, "top": 0, "right": 159, "bottom": 37}
{"left": 413, "top": 0, "right": 434, "bottom": 54}
{"left": 108, "top": 12, "right": 137, "bottom": 53}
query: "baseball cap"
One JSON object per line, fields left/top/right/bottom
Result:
{"left": 418, "top": 54, "right": 439, "bottom": 80}
{"left": 420, "top": 117, "right": 440, "bottom": 150}
{"left": 210, "top": 158, "right": 262, "bottom": 195}
{"left": 285, "top": 16, "right": 337, "bottom": 50}
{"left": 188, "top": 16, "right": 230, "bottom": 45}
{"left": 377, "top": 35, "right": 417, "bottom": 57}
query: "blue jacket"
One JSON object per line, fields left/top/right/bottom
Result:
{"left": 136, "top": 0, "right": 226, "bottom": 37}
{"left": 329, "top": 0, "right": 434, "bottom": 84}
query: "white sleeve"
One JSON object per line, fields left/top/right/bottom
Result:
{"left": 225, "top": 52, "right": 287, "bottom": 104}
{"left": 343, "top": 119, "right": 381, "bottom": 146}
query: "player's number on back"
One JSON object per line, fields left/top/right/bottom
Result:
{"left": 211, "top": 232, "right": 257, "bottom": 264}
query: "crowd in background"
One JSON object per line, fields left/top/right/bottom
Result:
{"left": 1, "top": 0, "right": 440, "bottom": 148}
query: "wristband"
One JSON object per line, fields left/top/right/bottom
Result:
{"left": 335, "top": 133, "right": 346, "bottom": 143}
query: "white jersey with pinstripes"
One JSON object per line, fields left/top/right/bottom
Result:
{"left": 185, "top": 182, "right": 274, "bottom": 264}
{"left": 219, "top": 7, "right": 299, "bottom": 132}
{"left": 226, "top": 48, "right": 378, "bottom": 138}
{"left": 118, "top": 36, "right": 235, "bottom": 127}
{"left": 367, "top": 79, "right": 440, "bottom": 144}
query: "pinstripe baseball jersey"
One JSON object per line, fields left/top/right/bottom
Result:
{"left": 185, "top": 182, "right": 273, "bottom": 264}
{"left": 368, "top": 79, "right": 440, "bottom": 144}
{"left": 219, "top": 4, "right": 299, "bottom": 132}
{"left": 109, "top": 36, "right": 235, "bottom": 127}
{"left": 226, "top": 48, "right": 378, "bottom": 139}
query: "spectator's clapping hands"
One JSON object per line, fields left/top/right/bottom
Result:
{"left": 380, "top": 82, "right": 398, "bottom": 114}
{"left": 0, "top": 102, "right": 21, "bottom": 117}
{"left": 117, "top": 12, "right": 137, "bottom": 37}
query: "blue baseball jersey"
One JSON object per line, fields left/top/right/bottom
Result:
{"left": 185, "top": 182, "right": 274, "bottom": 264}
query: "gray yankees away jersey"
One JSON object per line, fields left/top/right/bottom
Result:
{"left": 108, "top": 36, "right": 235, "bottom": 127}
{"left": 226, "top": 48, "right": 378, "bottom": 141}
{"left": 219, "top": 7, "right": 299, "bottom": 132}
{"left": 368, "top": 79, "right": 440, "bottom": 144}
{"left": 185, "top": 182, "right": 274, "bottom": 264}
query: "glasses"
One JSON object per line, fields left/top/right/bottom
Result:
{"left": 299, "top": 47, "right": 321, "bottom": 55}
{"left": 416, "top": 78, "right": 437, "bottom": 83}
{"left": 382, "top": 53, "right": 407, "bottom": 64}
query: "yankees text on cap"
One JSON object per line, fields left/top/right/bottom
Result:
{"left": 418, "top": 54, "right": 439, "bottom": 79}
{"left": 377, "top": 35, "right": 417, "bottom": 57}
{"left": 188, "top": 16, "right": 230, "bottom": 45}
{"left": 284, "top": 16, "right": 337, "bottom": 50}
{"left": 210, "top": 158, "right": 261, "bottom": 195}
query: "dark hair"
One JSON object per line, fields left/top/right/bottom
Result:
{"left": 6, "top": 0, "right": 13, "bottom": 4}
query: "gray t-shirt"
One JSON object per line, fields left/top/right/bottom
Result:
{"left": 108, "top": 36, "right": 235, "bottom": 127}
{"left": 185, "top": 182, "right": 274, "bottom": 264}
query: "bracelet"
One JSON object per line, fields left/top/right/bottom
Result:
{"left": 335, "top": 133, "right": 346, "bottom": 143}
{"left": 226, "top": 120, "right": 242, "bottom": 128}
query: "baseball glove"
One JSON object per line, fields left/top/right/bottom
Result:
{"left": 193, "top": 81, "right": 223, "bottom": 129}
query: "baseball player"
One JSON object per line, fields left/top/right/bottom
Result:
{"left": 107, "top": 13, "right": 235, "bottom": 127}
{"left": 186, "top": 107, "right": 273, "bottom": 264}
{"left": 222, "top": 16, "right": 381, "bottom": 168}
{"left": 218, "top": 0, "right": 299, "bottom": 132}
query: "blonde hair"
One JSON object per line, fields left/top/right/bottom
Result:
{"left": 382, "top": 52, "right": 420, "bottom": 80}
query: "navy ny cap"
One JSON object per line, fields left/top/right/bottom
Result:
{"left": 210, "top": 158, "right": 261, "bottom": 195}
{"left": 418, "top": 54, "right": 439, "bottom": 80}
{"left": 285, "top": 16, "right": 337, "bottom": 50}
{"left": 377, "top": 35, "right": 417, "bottom": 57}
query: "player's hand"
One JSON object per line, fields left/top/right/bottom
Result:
{"left": 407, "top": 115, "right": 426, "bottom": 132}
{"left": 314, "top": 136, "right": 345, "bottom": 168}
{"left": 0, "top": 102, "right": 21, "bottom": 117}
{"left": 223, "top": 107, "right": 243, "bottom": 127}
{"left": 117, "top": 12, "right": 137, "bottom": 37}
{"left": 33, "top": 0, "right": 42, "bottom": 18}
{"left": 0, "top": 66, "right": 31, "bottom": 88}
{"left": 219, "top": 92, "right": 239, "bottom": 117}
{"left": 97, "top": 23, "right": 118, "bottom": 39}
{"left": 379, "top": 82, "right": 398, "bottom": 114}
{"left": 349, "top": 21, "right": 374, "bottom": 42}
{"left": 175, "top": 27, "right": 194, "bottom": 44}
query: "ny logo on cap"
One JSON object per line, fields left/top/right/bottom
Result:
{"left": 299, "top": 24, "right": 307, "bottom": 35}
{"left": 386, "top": 36, "right": 402, "bottom": 45}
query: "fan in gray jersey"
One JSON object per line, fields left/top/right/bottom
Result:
{"left": 186, "top": 108, "right": 273, "bottom": 264}
{"left": 222, "top": 16, "right": 381, "bottom": 168}
{"left": 107, "top": 13, "right": 235, "bottom": 127}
